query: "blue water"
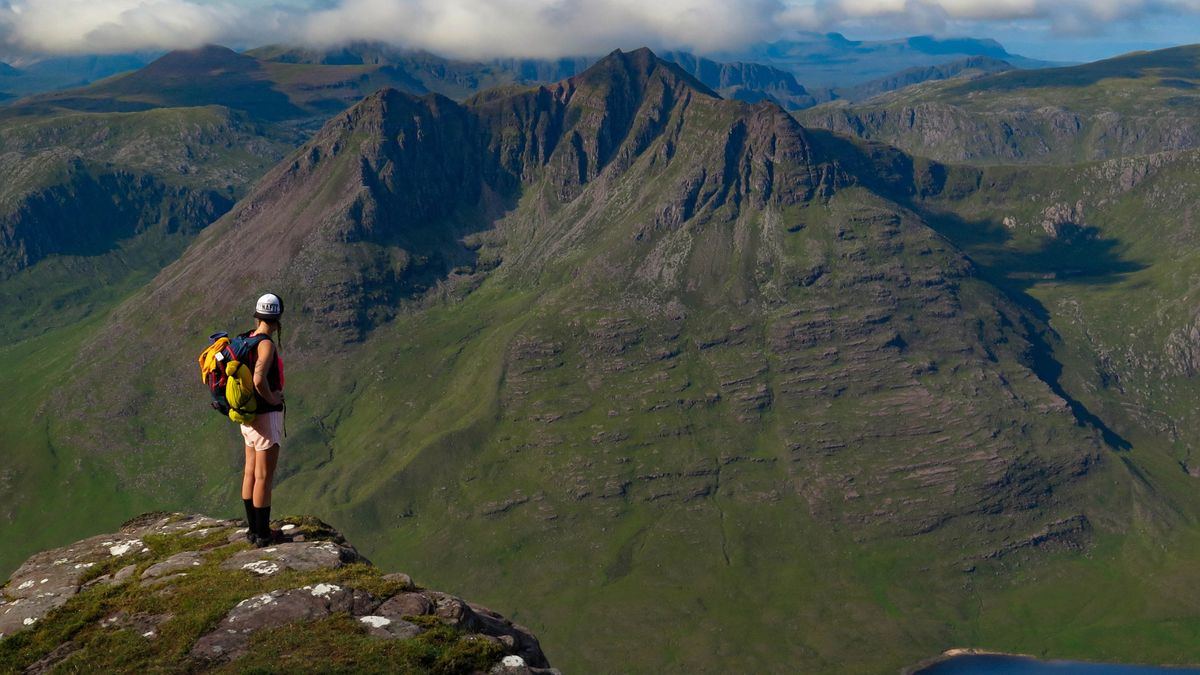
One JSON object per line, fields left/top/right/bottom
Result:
{"left": 919, "top": 655, "right": 1200, "bottom": 674}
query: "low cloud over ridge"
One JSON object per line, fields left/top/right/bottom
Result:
{"left": 1, "top": 0, "right": 1198, "bottom": 57}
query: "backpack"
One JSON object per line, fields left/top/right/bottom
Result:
{"left": 198, "top": 331, "right": 271, "bottom": 425}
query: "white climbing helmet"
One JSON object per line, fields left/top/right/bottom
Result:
{"left": 254, "top": 293, "right": 283, "bottom": 322}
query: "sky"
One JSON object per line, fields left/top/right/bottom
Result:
{"left": 0, "top": 0, "right": 1198, "bottom": 63}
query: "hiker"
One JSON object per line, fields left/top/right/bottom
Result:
{"left": 239, "top": 293, "right": 286, "bottom": 547}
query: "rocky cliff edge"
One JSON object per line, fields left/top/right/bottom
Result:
{"left": 0, "top": 513, "right": 555, "bottom": 674}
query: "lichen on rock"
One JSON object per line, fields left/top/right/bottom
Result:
{"left": 0, "top": 512, "right": 557, "bottom": 674}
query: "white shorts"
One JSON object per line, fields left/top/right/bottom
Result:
{"left": 241, "top": 411, "right": 283, "bottom": 451}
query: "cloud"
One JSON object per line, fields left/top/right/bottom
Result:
{"left": 1, "top": 1, "right": 242, "bottom": 53}
{"left": 0, "top": 0, "right": 1198, "bottom": 57}
{"left": 786, "top": 0, "right": 1200, "bottom": 35}
{"left": 298, "top": 0, "right": 787, "bottom": 58}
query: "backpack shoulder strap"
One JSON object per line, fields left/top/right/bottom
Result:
{"left": 231, "top": 332, "right": 269, "bottom": 360}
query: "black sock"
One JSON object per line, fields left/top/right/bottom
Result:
{"left": 243, "top": 499, "right": 255, "bottom": 529}
{"left": 256, "top": 505, "right": 272, "bottom": 538}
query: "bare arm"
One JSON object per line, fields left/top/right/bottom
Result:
{"left": 253, "top": 339, "right": 282, "bottom": 406}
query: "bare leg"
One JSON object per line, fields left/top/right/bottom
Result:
{"left": 252, "top": 444, "right": 280, "bottom": 508}
{"left": 242, "top": 446, "right": 255, "bottom": 501}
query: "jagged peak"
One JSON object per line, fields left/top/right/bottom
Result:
{"left": 316, "top": 86, "right": 463, "bottom": 143}
{"left": 566, "top": 47, "right": 719, "bottom": 100}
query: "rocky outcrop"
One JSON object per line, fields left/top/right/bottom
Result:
{"left": 0, "top": 513, "right": 555, "bottom": 674}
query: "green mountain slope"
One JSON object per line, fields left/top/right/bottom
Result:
{"left": 0, "top": 105, "right": 298, "bottom": 342}
{"left": 7, "top": 49, "right": 1200, "bottom": 674}
{"left": 922, "top": 149, "right": 1200, "bottom": 471}
{"left": 797, "top": 44, "right": 1200, "bottom": 164}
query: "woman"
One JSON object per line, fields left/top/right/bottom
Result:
{"left": 240, "top": 293, "right": 286, "bottom": 547}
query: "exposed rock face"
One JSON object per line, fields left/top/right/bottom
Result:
{"left": 0, "top": 514, "right": 231, "bottom": 638}
{"left": 1165, "top": 312, "right": 1200, "bottom": 378}
{"left": 0, "top": 513, "right": 555, "bottom": 674}
{"left": 1037, "top": 201, "right": 1083, "bottom": 238}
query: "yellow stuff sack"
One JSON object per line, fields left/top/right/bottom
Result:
{"left": 199, "top": 336, "right": 231, "bottom": 384}
{"left": 224, "top": 360, "right": 258, "bottom": 424}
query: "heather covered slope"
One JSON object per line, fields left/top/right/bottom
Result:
{"left": 3, "top": 49, "right": 1200, "bottom": 673}
{"left": 797, "top": 44, "right": 1200, "bottom": 164}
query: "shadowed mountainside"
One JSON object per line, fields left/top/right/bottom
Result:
{"left": 0, "top": 105, "right": 298, "bottom": 346}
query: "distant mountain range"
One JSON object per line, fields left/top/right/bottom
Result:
{"left": 0, "top": 32, "right": 1051, "bottom": 109}
{"left": 797, "top": 44, "right": 1200, "bottom": 163}
{"left": 0, "top": 52, "right": 158, "bottom": 98}
{"left": 715, "top": 32, "right": 1056, "bottom": 85}
{"left": 0, "top": 43, "right": 1035, "bottom": 127}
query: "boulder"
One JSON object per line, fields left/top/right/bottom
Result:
{"left": 190, "top": 584, "right": 379, "bottom": 661}
{"left": 375, "top": 591, "right": 434, "bottom": 618}
{"left": 220, "top": 541, "right": 363, "bottom": 577}
{"left": 141, "top": 551, "right": 205, "bottom": 580}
